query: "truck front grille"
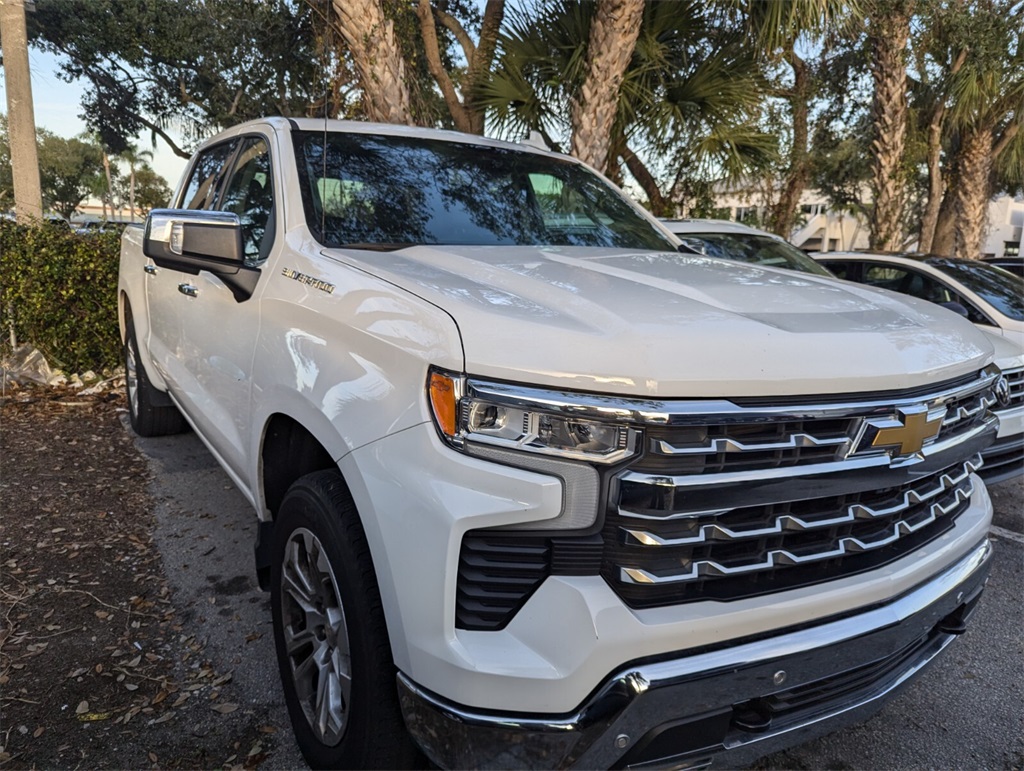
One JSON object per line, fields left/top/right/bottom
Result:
{"left": 603, "top": 369, "right": 998, "bottom": 609}
{"left": 456, "top": 369, "right": 998, "bottom": 626}
{"left": 604, "top": 456, "right": 979, "bottom": 608}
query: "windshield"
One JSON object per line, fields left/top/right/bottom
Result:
{"left": 927, "top": 258, "right": 1024, "bottom": 321}
{"left": 673, "top": 232, "right": 832, "bottom": 276}
{"left": 292, "top": 131, "right": 676, "bottom": 252}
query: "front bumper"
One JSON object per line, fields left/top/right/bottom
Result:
{"left": 398, "top": 539, "right": 992, "bottom": 770}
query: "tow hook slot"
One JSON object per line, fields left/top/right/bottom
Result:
{"left": 937, "top": 606, "right": 969, "bottom": 635}
{"left": 731, "top": 698, "right": 773, "bottom": 733}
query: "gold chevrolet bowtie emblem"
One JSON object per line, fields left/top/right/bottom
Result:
{"left": 869, "top": 407, "right": 943, "bottom": 456}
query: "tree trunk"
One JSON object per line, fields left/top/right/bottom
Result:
{"left": 918, "top": 108, "right": 945, "bottom": 253}
{"left": 465, "top": 0, "right": 505, "bottom": 134}
{"left": 569, "top": 0, "right": 645, "bottom": 173}
{"left": 621, "top": 145, "right": 665, "bottom": 216}
{"left": 767, "top": 48, "right": 810, "bottom": 238}
{"left": 953, "top": 126, "right": 993, "bottom": 260}
{"left": 332, "top": 0, "right": 413, "bottom": 125}
{"left": 102, "top": 151, "right": 115, "bottom": 221}
{"left": 0, "top": 0, "right": 44, "bottom": 223}
{"left": 867, "top": 0, "right": 912, "bottom": 251}
{"left": 919, "top": 48, "right": 966, "bottom": 254}
{"left": 416, "top": 0, "right": 473, "bottom": 132}
{"left": 931, "top": 191, "right": 957, "bottom": 256}
{"left": 419, "top": 0, "right": 505, "bottom": 134}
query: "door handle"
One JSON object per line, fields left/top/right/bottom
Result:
{"left": 178, "top": 283, "right": 199, "bottom": 298}
{"left": 144, "top": 264, "right": 157, "bottom": 275}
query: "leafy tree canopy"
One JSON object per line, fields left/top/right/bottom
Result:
{"left": 27, "top": 0, "right": 484, "bottom": 158}
{"left": 28, "top": 0, "right": 327, "bottom": 157}
{"left": 480, "top": 0, "right": 777, "bottom": 215}
{"left": 120, "top": 163, "right": 172, "bottom": 214}
{"left": 1, "top": 117, "right": 104, "bottom": 219}
{"left": 37, "top": 131, "right": 105, "bottom": 219}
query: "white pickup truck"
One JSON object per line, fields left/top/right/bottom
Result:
{"left": 119, "top": 118, "right": 1003, "bottom": 770}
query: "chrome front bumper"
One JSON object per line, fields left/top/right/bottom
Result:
{"left": 398, "top": 539, "right": 992, "bottom": 770}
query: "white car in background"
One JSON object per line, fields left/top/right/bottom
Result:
{"left": 810, "top": 252, "right": 1023, "bottom": 484}
{"left": 812, "top": 252, "right": 1024, "bottom": 343}
{"left": 662, "top": 219, "right": 831, "bottom": 275}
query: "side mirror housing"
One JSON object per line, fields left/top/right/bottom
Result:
{"left": 938, "top": 301, "right": 970, "bottom": 318}
{"left": 143, "top": 209, "right": 259, "bottom": 302}
{"left": 676, "top": 238, "right": 704, "bottom": 255}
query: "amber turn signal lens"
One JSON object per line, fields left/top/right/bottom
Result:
{"left": 429, "top": 372, "right": 458, "bottom": 437}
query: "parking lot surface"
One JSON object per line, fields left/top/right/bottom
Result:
{"left": 137, "top": 425, "right": 1023, "bottom": 770}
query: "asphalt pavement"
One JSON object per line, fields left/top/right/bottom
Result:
{"left": 132, "top": 423, "right": 1024, "bottom": 770}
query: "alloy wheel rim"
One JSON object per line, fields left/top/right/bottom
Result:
{"left": 125, "top": 341, "right": 139, "bottom": 417}
{"left": 281, "top": 527, "right": 352, "bottom": 746}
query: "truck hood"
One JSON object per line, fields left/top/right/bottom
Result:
{"left": 324, "top": 245, "right": 994, "bottom": 398}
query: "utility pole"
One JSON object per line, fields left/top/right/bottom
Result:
{"left": 1, "top": 0, "right": 44, "bottom": 223}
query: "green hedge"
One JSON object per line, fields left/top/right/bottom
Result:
{"left": 0, "top": 220, "right": 123, "bottom": 374}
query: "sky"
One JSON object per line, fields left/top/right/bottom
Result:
{"left": 0, "top": 47, "right": 191, "bottom": 191}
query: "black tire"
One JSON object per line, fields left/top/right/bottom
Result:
{"left": 124, "top": 317, "right": 187, "bottom": 437}
{"left": 270, "top": 470, "right": 420, "bottom": 770}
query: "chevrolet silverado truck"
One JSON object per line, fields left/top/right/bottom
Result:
{"left": 119, "top": 118, "right": 1003, "bottom": 770}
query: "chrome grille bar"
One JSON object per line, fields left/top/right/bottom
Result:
{"left": 619, "top": 415, "right": 996, "bottom": 499}
{"left": 941, "top": 392, "right": 996, "bottom": 428}
{"left": 617, "top": 460, "right": 979, "bottom": 586}
{"left": 467, "top": 367, "right": 1000, "bottom": 427}
{"left": 621, "top": 456, "right": 981, "bottom": 548}
{"left": 655, "top": 432, "right": 849, "bottom": 456}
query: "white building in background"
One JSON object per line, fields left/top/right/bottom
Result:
{"left": 72, "top": 202, "right": 143, "bottom": 225}
{"left": 986, "top": 196, "right": 1023, "bottom": 258}
{"left": 713, "top": 186, "right": 870, "bottom": 253}
{"left": 710, "top": 183, "right": 1023, "bottom": 257}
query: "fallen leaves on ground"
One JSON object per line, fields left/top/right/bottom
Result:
{"left": 0, "top": 384, "right": 281, "bottom": 769}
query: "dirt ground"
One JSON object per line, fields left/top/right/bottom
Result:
{"left": 0, "top": 384, "right": 286, "bottom": 769}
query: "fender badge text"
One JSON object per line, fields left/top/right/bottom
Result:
{"left": 282, "top": 268, "right": 335, "bottom": 295}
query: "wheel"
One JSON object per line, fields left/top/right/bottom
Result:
{"left": 270, "top": 470, "right": 420, "bottom": 770}
{"left": 124, "top": 317, "right": 187, "bottom": 437}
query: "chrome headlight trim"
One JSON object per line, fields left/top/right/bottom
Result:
{"left": 460, "top": 377, "right": 640, "bottom": 465}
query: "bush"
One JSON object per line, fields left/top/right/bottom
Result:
{"left": 1, "top": 220, "right": 123, "bottom": 374}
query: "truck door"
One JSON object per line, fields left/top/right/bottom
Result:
{"left": 173, "top": 135, "right": 276, "bottom": 479}
{"left": 145, "top": 139, "right": 238, "bottom": 389}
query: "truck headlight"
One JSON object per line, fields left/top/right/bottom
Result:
{"left": 428, "top": 368, "right": 639, "bottom": 464}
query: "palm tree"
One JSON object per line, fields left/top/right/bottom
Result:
{"left": 479, "top": 1, "right": 776, "bottom": 214}
{"left": 946, "top": 2, "right": 1023, "bottom": 259}
{"left": 569, "top": 0, "right": 646, "bottom": 172}
{"left": 78, "top": 131, "right": 116, "bottom": 220}
{"left": 864, "top": 0, "right": 915, "bottom": 251}
{"left": 920, "top": 0, "right": 1024, "bottom": 257}
{"left": 330, "top": 0, "right": 413, "bottom": 124}
{"left": 119, "top": 144, "right": 154, "bottom": 221}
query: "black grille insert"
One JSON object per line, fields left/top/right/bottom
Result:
{"left": 456, "top": 534, "right": 603, "bottom": 630}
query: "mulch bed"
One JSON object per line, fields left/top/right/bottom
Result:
{"left": 1, "top": 384, "right": 277, "bottom": 769}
